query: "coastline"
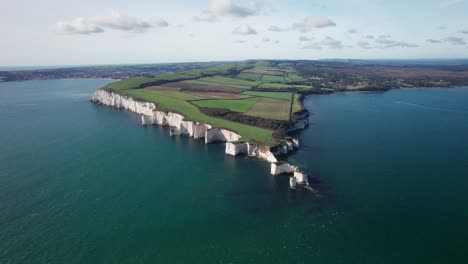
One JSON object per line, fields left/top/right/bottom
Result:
{"left": 91, "top": 89, "right": 310, "bottom": 181}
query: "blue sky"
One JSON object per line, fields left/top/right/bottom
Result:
{"left": 1, "top": 0, "right": 467, "bottom": 66}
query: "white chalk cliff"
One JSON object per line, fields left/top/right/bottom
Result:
{"left": 91, "top": 89, "right": 288, "bottom": 164}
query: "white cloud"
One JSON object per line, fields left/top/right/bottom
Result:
{"left": 56, "top": 11, "right": 156, "bottom": 35}
{"left": 426, "top": 36, "right": 466, "bottom": 45}
{"left": 357, "top": 35, "right": 418, "bottom": 49}
{"left": 444, "top": 37, "right": 467, "bottom": 45}
{"left": 374, "top": 35, "right": 418, "bottom": 48}
{"left": 268, "top": 25, "right": 289, "bottom": 32}
{"left": 155, "top": 18, "right": 169, "bottom": 27}
{"left": 426, "top": 39, "right": 443, "bottom": 43}
{"left": 262, "top": 37, "right": 271, "bottom": 42}
{"left": 363, "top": 34, "right": 375, "bottom": 39}
{"left": 209, "top": 0, "right": 260, "bottom": 18}
{"left": 56, "top": 18, "right": 104, "bottom": 35}
{"left": 302, "top": 36, "right": 344, "bottom": 49}
{"left": 292, "top": 17, "right": 336, "bottom": 32}
{"left": 193, "top": 10, "right": 219, "bottom": 22}
{"left": 357, "top": 41, "right": 372, "bottom": 49}
{"left": 233, "top": 23, "right": 257, "bottom": 35}
{"left": 347, "top": 28, "right": 359, "bottom": 34}
{"left": 234, "top": 39, "right": 246, "bottom": 44}
{"left": 459, "top": 30, "right": 468, "bottom": 34}
{"left": 299, "top": 36, "right": 313, "bottom": 42}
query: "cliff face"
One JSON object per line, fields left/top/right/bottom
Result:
{"left": 91, "top": 89, "right": 282, "bottom": 164}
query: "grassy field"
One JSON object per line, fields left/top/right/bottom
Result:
{"left": 99, "top": 62, "right": 313, "bottom": 145}
{"left": 261, "top": 74, "right": 286, "bottom": 83}
{"left": 245, "top": 98, "right": 291, "bottom": 121}
{"left": 192, "top": 97, "right": 261, "bottom": 112}
{"left": 236, "top": 73, "right": 263, "bottom": 81}
{"left": 285, "top": 74, "right": 305, "bottom": 82}
{"left": 242, "top": 91, "right": 292, "bottom": 101}
{"left": 142, "top": 90, "right": 203, "bottom": 101}
{"left": 292, "top": 93, "right": 302, "bottom": 113}
{"left": 184, "top": 76, "right": 258, "bottom": 89}
{"left": 258, "top": 83, "right": 312, "bottom": 90}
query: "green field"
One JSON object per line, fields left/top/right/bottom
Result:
{"left": 258, "top": 83, "right": 312, "bottom": 90}
{"left": 245, "top": 98, "right": 291, "bottom": 121}
{"left": 292, "top": 93, "right": 302, "bottom": 113}
{"left": 242, "top": 91, "right": 292, "bottom": 101}
{"left": 285, "top": 74, "right": 305, "bottom": 82}
{"left": 236, "top": 73, "right": 263, "bottom": 82}
{"left": 184, "top": 76, "right": 259, "bottom": 89}
{"left": 143, "top": 90, "right": 203, "bottom": 101}
{"left": 192, "top": 97, "right": 261, "bottom": 112}
{"left": 261, "top": 74, "right": 286, "bottom": 83}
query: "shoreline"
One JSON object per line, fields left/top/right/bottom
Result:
{"left": 91, "top": 89, "right": 310, "bottom": 184}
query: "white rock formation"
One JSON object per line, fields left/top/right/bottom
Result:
{"left": 92, "top": 89, "right": 284, "bottom": 164}
{"left": 294, "top": 171, "right": 309, "bottom": 185}
{"left": 292, "top": 138, "right": 300, "bottom": 148}
{"left": 205, "top": 128, "right": 241, "bottom": 144}
{"left": 92, "top": 89, "right": 308, "bottom": 169}
{"left": 290, "top": 177, "right": 297, "bottom": 188}
{"left": 225, "top": 142, "right": 278, "bottom": 163}
{"left": 270, "top": 162, "right": 296, "bottom": 176}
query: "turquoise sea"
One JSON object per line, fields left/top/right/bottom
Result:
{"left": 0, "top": 80, "right": 467, "bottom": 263}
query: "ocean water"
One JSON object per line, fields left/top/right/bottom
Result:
{"left": 0, "top": 80, "right": 467, "bottom": 263}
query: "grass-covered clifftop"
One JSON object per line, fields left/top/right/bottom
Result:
{"left": 101, "top": 61, "right": 309, "bottom": 145}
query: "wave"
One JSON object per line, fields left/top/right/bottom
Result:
{"left": 396, "top": 101, "right": 468, "bottom": 116}
{"left": 395, "top": 101, "right": 427, "bottom": 108}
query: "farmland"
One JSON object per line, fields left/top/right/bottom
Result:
{"left": 245, "top": 98, "right": 291, "bottom": 121}
{"left": 99, "top": 61, "right": 311, "bottom": 145}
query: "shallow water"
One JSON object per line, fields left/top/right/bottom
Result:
{"left": 1, "top": 80, "right": 467, "bottom": 263}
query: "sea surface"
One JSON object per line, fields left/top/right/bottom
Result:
{"left": 0, "top": 80, "right": 467, "bottom": 264}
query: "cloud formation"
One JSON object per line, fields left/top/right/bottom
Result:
{"left": 302, "top": 36, "right": 344, "bottom": 49}
{"left": 209, "top": 0, "right": 260, "bottom": 18}
{"left": 193, "top": 10, "right": 219, "bottom": 22}
{"left": 426, "top": 39, "right": 443, "bottom": 43}
{"left": 374, "top": 35, "right": 418, "bottom": 48}
{"left": 299, "top": 36, "right": 313, "bottom": 42}
{"left": 426, "top": 36, "right": 467, "bottom": 45}
{"left": 56, "top": 18, "right": 104, "bottom": 35}
{"left": 268, "top": 25, "right": 289, "bottom": 32}
{"left": 56, "top": 11, "right": 163, "bottom": 35}
{"left": 292, "top": 17, "right": 336, "bottom": 32}
{"left": 459, "top": 30, "right": 468, "bottom": 34}
{"left": 347, "top": 28, "right": 359, "bottom": 34}
{"left": 445, "top": 37, "right": 467, "bottom": 45}
{"left": 355, "top": 35, "right": 418, "bottom": 49}
{"left": 357, "top": 41, "right": 372, "bottom": 49}
{"left": 233, "top": 23, "right": 257, "bottom": 35}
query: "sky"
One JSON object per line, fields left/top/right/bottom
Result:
{"left": 1, "top": 0, "right": 468, "bottom": 66}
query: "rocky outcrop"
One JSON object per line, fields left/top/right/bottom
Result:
{"left": 225, "top": 137, "right": 301, "bottom": 164}
{"left": 205, "top": 128, "right": 241, "bottom": 144}
{"left": 294, "top": 171, "right": 309, "bottom": 185}
{"left": 271, "top": 162, "right": 296, "bottom": 176}
{"left": 225, "top": 142, "right": 278, "bottom": 163}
